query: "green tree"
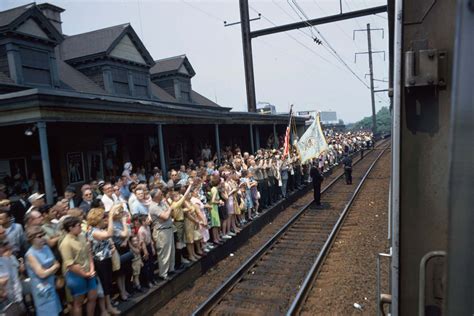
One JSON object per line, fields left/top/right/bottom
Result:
{"left": 352, "top": 106, "right": 391, "bottom": 134}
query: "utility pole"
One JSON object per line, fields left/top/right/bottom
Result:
{"left": 233, "top": 3, "right": 388, "bottom": 113}
{"left": 367, "top": 23, "right": 377, "bottom": 135}
{"left": 354, "top": 24, "right": 385, "bottom": 135}
{"left": 239, "top": 0, "right": 257, "bottom": 112}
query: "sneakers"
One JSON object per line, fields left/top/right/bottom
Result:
{"left": 133, "top": 285, "right": 145, "bottom": 293}
{"left": 228, "top": 231, "right": 237, "bottom": 237}
{"left": 160, "top": 275, "right": 171, "bottom": 281}
{"left": 222, "top": 234, "right": 232, "bottom": 240}
{"left": 181, "top": 257, "right": 191, "bottom": 264}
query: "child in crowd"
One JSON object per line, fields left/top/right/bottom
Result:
{"left": 137, "top": 215, "right": 156, "bottom": 288}
{"left": 129, "top": 235, "right": 144, "bottom": 292}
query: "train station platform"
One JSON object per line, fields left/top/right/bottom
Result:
{"left": 118, "top": 183, "right": 311, "bottom": 315}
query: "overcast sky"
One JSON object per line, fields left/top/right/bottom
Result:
{"left": 2, "top": 0, "right": 389, "bottom": 123}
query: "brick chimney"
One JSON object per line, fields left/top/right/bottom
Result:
{"left": 37, "top": 3, "right": 64, "bottom": 34}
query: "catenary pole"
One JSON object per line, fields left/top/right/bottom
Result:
{"left": 239, "top": 0, "right": 257, "bottom": 112}
{"left": 367, "top": 23, "right": 377, "bottom": 135}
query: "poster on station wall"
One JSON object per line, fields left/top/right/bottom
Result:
{"left": 66, "top": 152, "right": 85, "bottom": 184}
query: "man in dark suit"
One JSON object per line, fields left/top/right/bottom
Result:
{"left": 310, "top": 161, "right": 324, "bottom": 206}
{"left": 10, "top": 187, "right": 30, "bottom": 226}
{"left": 64, "top": 186, "right": 81, "bottom": 209}
{"left": 78, "top": 189, "right": 93, "bottom": 214}
{"left": 341, "top": 154, "right": 353, "bottom": 185}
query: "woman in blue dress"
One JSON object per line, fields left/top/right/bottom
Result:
{"left": 25, "top": 225, "right": 62, "bottom": 315}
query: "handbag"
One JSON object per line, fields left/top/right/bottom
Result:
{"left": 111, "top": 250, "right": 121, "bottom": 272}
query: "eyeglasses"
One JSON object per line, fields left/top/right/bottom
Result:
{"left": 84, "top": 193, "right": 92, "bottom": 197}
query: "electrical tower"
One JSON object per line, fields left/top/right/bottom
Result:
{"left": 354, "top": 24, "right": 385, "bottom": 135}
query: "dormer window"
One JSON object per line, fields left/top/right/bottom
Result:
{"left": 112, "top": 67, "right": 130, "bottom": 95}
{"left": 20, "top": 47, "right": 51, "bottom": 86}
{"left": 132, "top": 72, "right": 148, "bottom": 98}
{"left": 150, "top": 55, "right": 196, "bottom": 104}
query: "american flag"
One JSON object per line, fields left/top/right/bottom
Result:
{"left": 282, "top": 105, "right": 293, "bottom": 160}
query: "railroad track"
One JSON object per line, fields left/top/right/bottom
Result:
{"left": 192, "top": 139, "right": 390, "bottom": 316}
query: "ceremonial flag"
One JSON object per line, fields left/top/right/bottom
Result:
{"left": 282, "top": 105, "right": 293, "bottom": 160}
{"left": 296, "top": 113, "right": 328, "bottom": 163}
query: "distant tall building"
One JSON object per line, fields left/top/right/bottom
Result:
{"left": 257, "top": 102, "right": 277, "bottom": 115}
{"left": 320, "top": 111, "right": 338, "bottom": 125}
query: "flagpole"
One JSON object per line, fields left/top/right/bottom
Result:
{"left": 282, "top": 104, "right": 293, "bottom": 160}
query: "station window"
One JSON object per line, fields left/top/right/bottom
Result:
{"left": 112, "top": 67, "right": 130, "bottom": 95}
{"left": 132, "top": 71, "right": 148, "bottom": 98}
{"left": 181, "top": 91, "right": 191, "bottom": 102}
{"left": 20, "top": 47, "right": 51, "bottom": 86}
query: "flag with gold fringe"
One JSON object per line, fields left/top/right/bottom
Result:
{"left": 296, "top": 113, "right": 328, "bottom": 163}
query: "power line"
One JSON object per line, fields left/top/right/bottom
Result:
{"left": 374, "top": 13, "right": 388, "bottom": 20}
{"left": 270, "top": 0, "right": 320, "bottom": 42}
{"left": 249, "top": 5, "right": 345, "bottom": 72}
{"left": 311, "top": 0, "right": 360, "bottom": 47}
{"left": 346, "top": 0, "right": 381, "bottom": 29}
{"left": 307, "top": 0, "right": 369, "bottom": 77}
{"left": 286, "top": 0, "right": 320, "bottom": 42}
{"left": 273, "top": 0, "right": 366, "bottom": 79}
{"left": 180, "top": 0, "right": 224, "bottom": 23}
{"left": 288, "top": 0, "right": 371, "bottom": 89}
{"left": 253, "top": 38, "right": 328, "bottom": 77}
{"left": 343, "top": 0, "right": 364, "bottom": 29}
{"left": 136, "top": 0, "right": 144, "bottom": 40}
{"left": 286, "top": 1, "right": 347, "bottom": 61}
{"left": 343, "top": 0, "right": 389, "bottom": 85}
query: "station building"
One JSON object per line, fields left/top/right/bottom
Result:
{"left": 0, "top": 2, "right": 305, "bottom": 203}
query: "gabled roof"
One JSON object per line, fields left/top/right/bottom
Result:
{"left": 149, "top": 82, "right": 178, "bottom": 102}
{"left": 0, "top": 3, "right": 33, "bottom": 28}
{"left": 151, "top": 55, "right": 196, "bottom": 78}
{"left": 60, "top": 23, "right": 154, "bottom": 66}
{"left": 0, "top": 3, "right": 63, "bottom": 43}
{"left": 190, "top": 90, "right": 220, "bottom": 107}
{"left": 56, "top": 59, "right": 106, "bottom": 94}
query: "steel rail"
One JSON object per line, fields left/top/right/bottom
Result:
{"left": 192, "top": 139, "right": 389, "bottom": 316}
{"left": 286, "top": 145, "right": 390, "bottom": 316}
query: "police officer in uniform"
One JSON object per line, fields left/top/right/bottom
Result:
{"left": 310, "top": 161, "right": 324, "bottom": 206}
{"left": 341, "top": 153, "right": 353, "bottom": 185}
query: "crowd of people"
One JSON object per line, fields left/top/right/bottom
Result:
{"left": 0, "top": 130, "right": 372, "bottom": 315}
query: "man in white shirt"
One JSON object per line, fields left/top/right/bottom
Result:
{"left": 100, "top": 183, "right": 117, "bottom": 212}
